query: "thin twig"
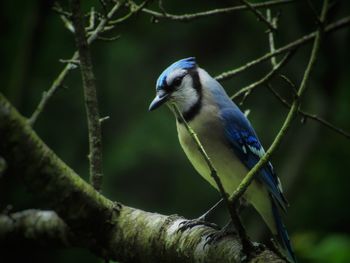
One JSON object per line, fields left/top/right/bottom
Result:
{"left": 229, "top": 0, "right": 328, "bottom": 203}
{"left": 52, "top": 3, "right": 72, "bottom": 18}
{"left": 279, "top": 74, "right": 298, "bottom": 95}
{"left": 59, "top": 13, "right": 75, "bottom": 33}
{"left": 99, "top": 116, "right": 110, "bottom": 123}
{"left": 172, "top": 103, "right": 252, "bottom": 252}
{"left": 237, "top": 8, "right": 280, "bottom": 106}
{"left": 266, "top": 9, "right": 278, "bottom": 67}
{"left": 142, "top": 0, "right": 295, "bottom": 22}
{"left": 231, "top": 51, "right": 294, "bottom": 100}
{"left": 307, "top": 0, "right": 322, "bottom": 24}
{"left": 215, "top": 15, "right": 350, "bottom": 81}
{"left": 28, "top": 56, "right": 79, "bottom": 126}
{"left": 71, "top": 0, "right": 104, "bottom": 192}
{"left": 59, "top": 58, "right": 80, "bottom": 65}
{"left": 28, "top": 2, "right": 121, "bottom": 126}
{"left": 86, "top": 7, "right": 96, "bottom": 31}
{"left": 109, "top": 0, "right": 149, "bottom": 25}
{"left": 99, "top": 0, "right": 109, "bottom": 17}
{"left": 97, "top": 35, "right": 121, "bottom": 41}
{"left": 172, "top": 104, "right": 228, "bottom": 203}
{"left": 268, "top": 85, "right": 350, "bottom": 139}
{"left": 238, "top": 0, "right": 276, "bottom": 31}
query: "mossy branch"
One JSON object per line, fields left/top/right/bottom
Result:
{"left": 0, "top": 210, "right": 73, "bottom": 248}
{"left": 71, "top": 0, "right": 104, "bottom": 192}
{"left": 0, "top": 93, "right": 285, "bottom": 263}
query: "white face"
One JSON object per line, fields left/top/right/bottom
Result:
{"left": 166, "top": 69, "right": 200, "bottom": 114}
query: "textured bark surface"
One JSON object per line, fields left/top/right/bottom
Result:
{"left": 71, "top": 0, "right": 103, "bottom": 192}
{"left": 0, "top": 93, "right": 285, "bottom": 262}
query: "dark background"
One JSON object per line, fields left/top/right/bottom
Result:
{"left": 1, "top": 0, "right": 350, "bottom": 262}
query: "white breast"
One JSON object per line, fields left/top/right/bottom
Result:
{"left": 176, "top": 71, "right": 276, "bottom": 233}
{"left": 176, "top": 91, "right": 247, "bottom": 194}
{"left": 177, "top": 101, "right": 275, "bottom": 231}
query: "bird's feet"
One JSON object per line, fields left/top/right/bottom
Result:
{"left": 204, "top": 221, "right": 237, "bottom": 247}
{"left": 177, "top": 216, "right": 219, "bottom": 233}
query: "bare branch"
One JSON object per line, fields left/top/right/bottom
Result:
{"left": 266, "top": 9, "right": 278, "bottom": 67}
{"left": 237, "top": 0, "right": 276, "bottom": 31}
{"left": 230, "top": 51, "right": 294, "bottom": 100}
{"left": 71, "top": 0, "right": 104, "bottom": 192}
{"left": 97, "top": 34, "right": 121, "bottom": 41}
{"left": 268, "top": 85, "right": 350, "bottom": 139}
{"left": 229, "top": 0, "right": 329, "bottom": 203}
{"left": 28, "top": 2, "right": 121, "bottom": 126}
{"left": 109, "top": 0, "right": 149, "bottom": 25}
{"left": 86, "top": 7, "right": 96, "bottom": 31}
{"left": 215, "top": 15, "right": 350, "bottom": 81}
{"left": 142, "top": 0, "right": 295, "bottom": 22}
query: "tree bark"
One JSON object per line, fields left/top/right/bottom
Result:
{"left": 0, "top": 93, "right": 285, "bottom": 262}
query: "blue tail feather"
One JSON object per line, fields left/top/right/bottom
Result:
{"left": 271, "top": 198, "right": 297, "bottom": 263}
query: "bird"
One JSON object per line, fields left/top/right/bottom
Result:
{"left": 149, "top": 57, "right": 296, "bottom": 262}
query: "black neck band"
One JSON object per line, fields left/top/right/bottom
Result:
{"left": 177, "top": 69, "right": 202, "bottom": 123}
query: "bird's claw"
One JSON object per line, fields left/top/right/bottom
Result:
{"left": 204, "top": 226, "right": 237, "bottom": 247}
{"left": 177, "top": 218, "right": 219, "bottom": 233}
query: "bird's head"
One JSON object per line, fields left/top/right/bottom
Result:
{"left": 149, "top": 57, "right": 202, "bottom": 115}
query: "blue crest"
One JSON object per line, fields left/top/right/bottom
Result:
{"left": 156, "top": 57, "right": 197, "bottom": 90}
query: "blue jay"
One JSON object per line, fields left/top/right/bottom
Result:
{"left": 149, "top": 57, "right": 296, "bottom": 262}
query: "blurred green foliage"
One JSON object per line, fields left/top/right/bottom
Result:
{"left": 1, "top": 0, "right": 350, "bottom": 262}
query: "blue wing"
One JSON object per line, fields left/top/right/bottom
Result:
{"left": 205, "top": 77, "right": 295, "bottom": 261}
{"left": 220, "top": 107, "right": 288, "bottom": 211}
{"left": 204, "top": 75, "right": 287, "bottom": 210}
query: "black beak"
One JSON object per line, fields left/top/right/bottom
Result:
{"left": 149, "top": 92, "right": 169, "bottom": 111}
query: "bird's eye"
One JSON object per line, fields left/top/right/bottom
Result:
{"left": 172, "top": 76, "right": 183, "bottom": 87}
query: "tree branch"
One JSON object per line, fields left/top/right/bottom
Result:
{"left": 0, "top": 210, "right": 74, "bottom": 247}
{"left": 230, "top": 51, "right": 294, "bottom": 100}
{"left": 109, "top": 0, "right": 150, "bottom": 25}
{"left": 215, "top": 15, "right": 350, "bottom": 81}
{"left": 229, "top": 0, "right": 328, "bottom": 203}
{"left": 28, "top": 2, "right": 121, "bottom": 126}
{"left": 268, "top": 85, "right": 350, "bottom": 139}
{"left": 237, "top": 0, "right": 277, "bottom": 31}
{"left": 71, "top": 0, "right": 103, "bottom": 192}
{"left": 266, "top": 9, "right": 278, "bottom": 67}
{"left": 141, "top": 0, "right": 295, "bottom": 22}
{"left": 0, "top": 93, "right": 285, "bottom": 262}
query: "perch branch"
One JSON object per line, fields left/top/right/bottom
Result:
{"left": 0, "top": 93, "right": 285, "bottom": 262}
